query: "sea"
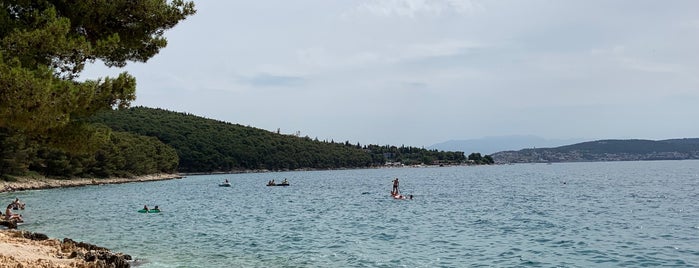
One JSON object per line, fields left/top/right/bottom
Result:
{"left": 2, "top": 160, "right": 699, "bottom": 267}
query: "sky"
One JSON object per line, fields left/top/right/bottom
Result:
{"left": 81, "top": 0, "right": 699, "bottom": 148}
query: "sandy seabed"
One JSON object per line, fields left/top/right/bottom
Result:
{"left": 0, "top": 173, "right": 183, "bottom": 267}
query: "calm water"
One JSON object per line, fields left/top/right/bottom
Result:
{"left": 3, "top": 161, "right": 699, "bottom": 267}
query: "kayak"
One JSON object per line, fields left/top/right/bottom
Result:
{"left": 138, "top": 209, "right": 161, "bottom": 213}
{"left": 219, "top": 183, "right": 231, "bottom": 187}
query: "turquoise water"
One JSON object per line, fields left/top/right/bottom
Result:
{"left": 3, "top": 161, "right": 699, "bottom": 267}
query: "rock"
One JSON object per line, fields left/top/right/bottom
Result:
{"left": 57, "top": 237, "right": 132, "bottom": 267}
{"left": 0, "top": 219, "right": 18, "bottom": 229}
{"left": 63, "top": 237, "right": 109, "bottom": 251}
{"left": 21, "top": 231, "right": 49, "bottom": 241}
{"left": 1, "top": 230, "right": 132, "bottom": 268}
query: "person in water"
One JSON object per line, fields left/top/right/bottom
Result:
{"left": 11, "top": 198, "right": 24, "bottom": 210}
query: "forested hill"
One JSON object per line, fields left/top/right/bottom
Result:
{"left": 87, "top": 107, "right": 471, "bottom": 173}
{"left": 491, "top": 139, "right": 699, "bottom": 163}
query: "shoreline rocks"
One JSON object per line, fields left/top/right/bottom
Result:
{"left": 0, "top": 230, "right": 132, "bottom": 268}
{"left": 0, "top": 173, "right": 184, "bottom": 193}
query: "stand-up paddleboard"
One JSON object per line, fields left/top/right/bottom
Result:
{"left": 391, "top": 194, "right": 413, "bottom": 200}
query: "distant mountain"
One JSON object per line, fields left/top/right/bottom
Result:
{"left": 428, "top": 135, "right": 585, "bottom": 155}
{"left": 491, "top": 138, "right": 699, "bottom": 163}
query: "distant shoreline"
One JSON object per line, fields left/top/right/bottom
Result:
{"left": 0, "top": 164, "right": 482, "bottom": 193}
{"left": 0, "top": 173, "right": 184, "bottom": 193}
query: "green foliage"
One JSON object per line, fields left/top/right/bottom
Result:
{"left": 0, "top": 128, "right": 34, "bottom": 175}
{"left": 0, "top": 0, "right": 194, "bottom": 178}
{"left": 364, "top": 144, "right": 466, "bottom": 166}
{"left": 0, "top": 125, "right": 179, "bottom": 178}
{"left": 87, "top": 107, "right": 472, "bottom": 173}
{"left": 0, "top": 0, "right": 195, "bottom": 139}
{"left": 467, "top": 152, "right": 495, "bottom": 165}
{"left": 87, "top": 107, "right": 372, "bottom": 172}
{"left": 87, "top": 131, "right": 179, "bottom": 177}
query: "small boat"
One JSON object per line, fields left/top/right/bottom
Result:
{"left": 267, "top": 179, "right": 290, "bottom": 186}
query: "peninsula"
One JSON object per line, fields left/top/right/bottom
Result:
{"left": 491, "top": 138, "right": 699, "bottom": 163}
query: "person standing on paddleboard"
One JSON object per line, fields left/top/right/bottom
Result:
{"left": 392, "top": 178, "right": 399, "bottom": 195}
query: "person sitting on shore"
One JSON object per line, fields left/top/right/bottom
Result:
{"left": 4, "top": 204, "right": 11, "bottom": 219}
{"left": 4, "top": 204, "right": 22, "bottom": 221}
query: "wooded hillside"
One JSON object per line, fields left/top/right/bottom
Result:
{"left": 87, "top": 107, "right": 470, "bottom": 173}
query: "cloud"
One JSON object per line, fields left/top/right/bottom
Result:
{"left": 589, "top": 46, "right": 681, "bottom": 74}
{"left": 294, "top": 39, "right": 483, "bottom": 73}
{"left": 351, "top": 0, "right": 483, "bottom": 18}
{"left": 239, "top": 73, "right": 305, "bottom": 87}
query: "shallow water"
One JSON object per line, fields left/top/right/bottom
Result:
{"left": 3, "top": 161, "right": 699, "bottom": 267}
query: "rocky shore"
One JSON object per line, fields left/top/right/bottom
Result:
{"left": 0, "top": 173, "right": 184, "bottom": 193}
{"left": 0, "top": 230, "right": 131, "bottom": 268}
{"left": 0, "top": 173, "right": 184, "bottom": 267}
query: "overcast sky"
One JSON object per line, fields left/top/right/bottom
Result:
{"left": 82, "top": 0, "right": 699, "bottom": 147}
